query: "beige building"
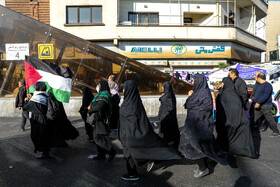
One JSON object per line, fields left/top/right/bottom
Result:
{"left": 49, "top": 0, "right": 267, "bottom": 74}
{"left": 266, "top": 0, "right": 280, "bottom": 61}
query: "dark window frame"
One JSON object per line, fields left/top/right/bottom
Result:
{"left": 65, "top": 6, "right": 104, "bottom": 26}
{"left": 128, "top": 12, "right": 159, "bottom": 25}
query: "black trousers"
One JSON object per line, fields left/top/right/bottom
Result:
{"left": 21, "top": 110, "right": 29, "bottom": 129}
{"left": 197, "top": 158, "right": 208, "bottom": 171}
{"left": 97, "top": 145, "right": 115, "bottom": 157}
{"left": 125, "top": 157, "right": 138, "bottom": 176}
{"left": 254, "top": 105, "right": 279, "bottom": 133}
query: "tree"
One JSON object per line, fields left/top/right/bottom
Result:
{"left": 218, "top": 62, "right": 229, "bottom": 69}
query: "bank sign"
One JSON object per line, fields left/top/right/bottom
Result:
{"left": 119, "top": 42, "right": 260, "bottom": 62}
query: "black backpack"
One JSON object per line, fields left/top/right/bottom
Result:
{"left": 39, "top": 93, "right": 60, "bottom": 120}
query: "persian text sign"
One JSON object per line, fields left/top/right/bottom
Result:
{"left": 5, "top": 43, "right": 29, "bottom": 60}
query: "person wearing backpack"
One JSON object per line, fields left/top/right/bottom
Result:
{"left": 88, "top": 80, "right": 116, "bottom": 162}
{"left": 23, "top": 82, "right": 50, "bottom": 159}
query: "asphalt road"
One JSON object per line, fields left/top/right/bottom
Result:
{"left": 0, "top": 116, "right": 280, "bottom": 187}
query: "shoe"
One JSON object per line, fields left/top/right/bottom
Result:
{"left": 146, "top": 161, "right": 154, "bottom": 172}
{"left": 270, "top": 132, "right": 280, "bottom": 137}
{"left": 121, "top": 174, "right": 139, "bottom": 181}
{"left": 36, "top": 153, "right": 50, "bottom": 159}
{"left": 108, "top": 150, "right": 116, "bottom": 162}
{"left": 21, "top": 127, "right": 25, "bottom": 131}
{"left": 259, "top": 126, "right": 268, "bottom": 132}
{"left": 87, "top": 138, "right": 94, "bottom": 142}
{"left": 193, "top": 168, "right": 210, "bottom": 178}
{"left": 92, "top": 155, "right": 106, "bottom": 160}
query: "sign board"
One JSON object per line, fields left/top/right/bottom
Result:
{"left": 38, "top": 44, "right": 54, "bottom": 59}
{"left": 5, "top": 43, "right": 29, "bottom": 60}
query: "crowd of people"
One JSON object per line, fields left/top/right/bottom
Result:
{"left": 16, "top": 68, "right": 279, "bottom": 181}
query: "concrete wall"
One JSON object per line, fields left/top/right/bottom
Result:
{"left": 0, "top": 95, "right": 188, "bottom": 117}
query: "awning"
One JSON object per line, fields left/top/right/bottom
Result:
{"left": 169, "top": 60, "right": 225, "bottom": 66}
{"left": 137, "top": 60, "right": 168, "bottom": 66}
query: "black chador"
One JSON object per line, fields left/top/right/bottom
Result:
{"left": 119, "top": 80, "right": 180, "bottom": 179}
{"left": 23, "top": 82, "right": 50, "bottom": 158}
{"left": 88, "top": 80, "right": 116, "bottom": 161}
{"left": 179, "top": 75, "right": 228, "bottom": 178}
{"left": 79, "top": 86, "right": 94, "bottom": 141}
{"left": 216, "top": 77, "right": 257, "bottom": 158}
{"left": 158, "top": 82, "right": 180, "bottom": 148}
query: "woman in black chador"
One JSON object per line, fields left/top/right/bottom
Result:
{"left": 179, "top": 74, "right": 228, "bottom": 178}
{"left": 119, "top": 80, "right": 181, "bottom": 181}
{"left": 88, "top": 80, "right": 116, "bottom": 161}
{"left": 79, "top": 86, "right": 94, "bottom": 141}
{"left": 158, "top": 82, "right": 180, "bottom": 148}
{"left": 23, "top": 82, "right": 50, "bottom": 159}
{"left": 216, "top": 77, "right": 256, "bottom": 158}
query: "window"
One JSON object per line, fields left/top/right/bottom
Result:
{"left": 184, "top": 18, "right": 193, "bottom": 26}
{"left": 128, "top": 12, "right": 159, "bottom": 25}
{"left": 66, "top": 6, "right": 102, "bottom": 25}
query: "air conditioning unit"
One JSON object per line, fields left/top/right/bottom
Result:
{"left": 122, "top": 21, "right": 132, "bottom": 25}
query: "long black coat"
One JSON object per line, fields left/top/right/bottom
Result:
{"left": 233, "top": 76, "right": 249, "bottom": 110}
{"left": 158, "top": 82, "right": 180, "bottom": 146}
{"left": 179, "top": 75, "right": 228, "bottom": 165}
{"left": 119, "top": 80, "right": 180, "bottom": 164}
{"left": 216, "top": 77, "right": 256, "bottom": 158}
{"left": 23, "top": 92, "right": 49, "bottom": 153}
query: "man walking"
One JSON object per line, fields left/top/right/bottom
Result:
{"left": 253, "top": 72, "right": 280, "bottom": 137}
{"left": 228, "top": 68, "right": 249, "bottom": 110}
{"left": 15, "top": 79, "right": 28, "bottom": 131}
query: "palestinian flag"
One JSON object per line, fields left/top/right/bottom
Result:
{"left": 25, "top": 56, "right": 73, "bottom": 103}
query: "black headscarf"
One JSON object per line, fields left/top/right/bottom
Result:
{"left": 81, "top": 86, "right": 94, "bottom": 108}
{"left": 35, "top": 82, "right": 47, "bottom": 91}
{"left": 120, "top": 80, "right": 142, "bottom": 117}
{"left": 97, "top": 80, "right": 110, "bottom": 92}
{"left": 158, "top": 82, "right": 176, "bottom": 120}
{"left": 186, "top": 74, "right": 212, "bottom": 111}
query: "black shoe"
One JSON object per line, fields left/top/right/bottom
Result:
{"left": 108, "top": 150, "right": 116, "bottom": 162}
{"left": 92, "top": 155, "right": 105, "bottom": 160}
{"left": 87, "top": 138, "right": 94, "bottom": 142}
{"left": 270, "top": 132, "right": 280, "bottom": 137}
{"left": 259, "top": 126, "right": 268, "bottom": 132}
{"left": 36, "top": 153, "right": 50, "bottom": 159}
{"left": 121, "top": 174, "right": 139, "bottom": 181}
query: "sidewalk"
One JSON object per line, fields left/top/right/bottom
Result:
{"left": 0, "top": 115, "right": 280, "bottom": 187}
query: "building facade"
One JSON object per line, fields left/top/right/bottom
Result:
{"left": 4, "top": 0, "right": 50, "bottom": 24}
{"left": 265, "top": 0, "right": 280, "bottom": 61}
{"left": 49, "top": 0, "right": 267, "bottom": 74}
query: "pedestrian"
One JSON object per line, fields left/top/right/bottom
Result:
{"left": 108, "top": 75, "right": 120, "bottom": 130}
{"left": 79, "top": 86, "right": 94, "bottom": 142}
{"left": 88, "top": 80, "right": 116, "bottom": 161}
{"left": 216, "top": 77, "right": 257, "bottom": 158}
{"left": 15, "top": 79, "right": 28, "bottom": 131}
{"left": 175, "top": 71, "right": 182, "bottom": 79}
{"left": 179, "top": 75, "right": 228, "bottom": 178}
{"left": 119, "top": 80, "right": 180, "bottom": 181}
{"left": 158, "top": 82, "right": 180, "bottom": 148}
{"left": 228, "top": 68, "right": 249, "bottom": 110}
{"left": 23, "top": 82, "right": 50, "bottom": 159}
{"left": 252, "top": 72, "right": 280, "bottom": 137}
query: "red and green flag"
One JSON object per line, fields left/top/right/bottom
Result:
{"left": 25, "top": 56, "right": 73, "bottom": 103}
